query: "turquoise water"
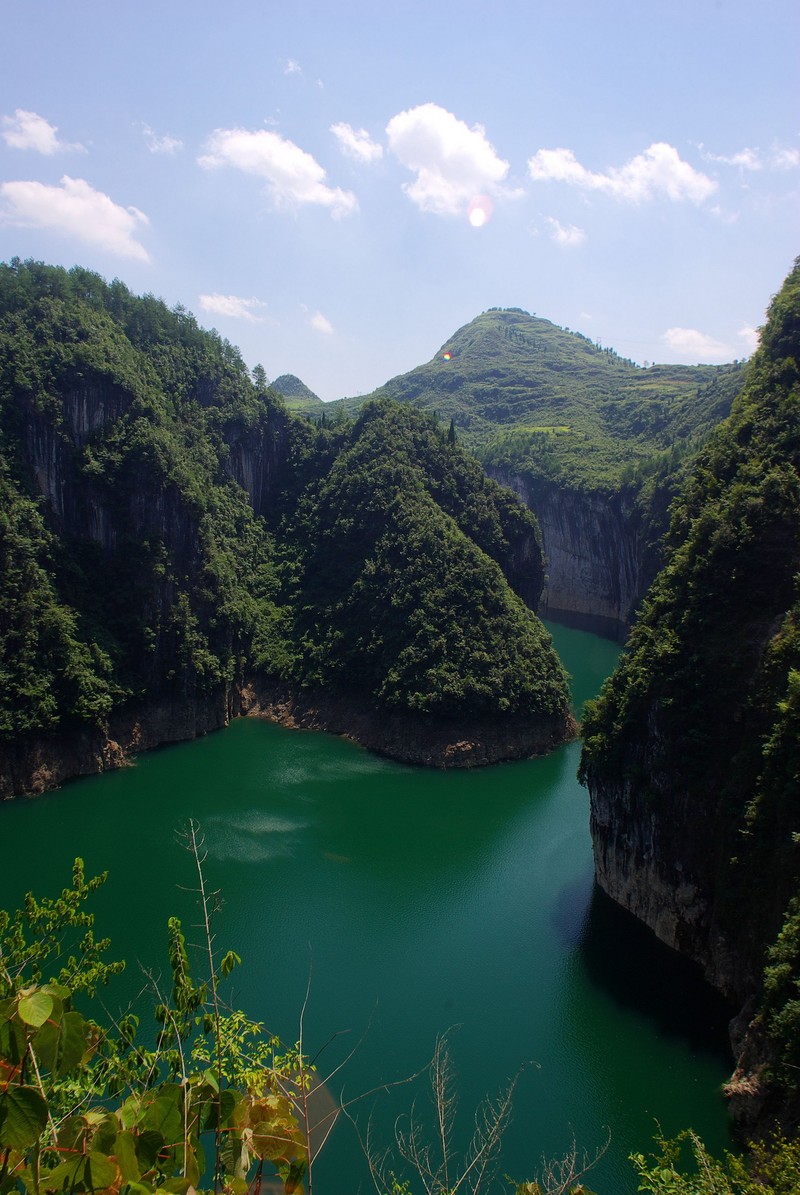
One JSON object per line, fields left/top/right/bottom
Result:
{"left": 0, "top": 624, "right": 734, "bottom": 1192}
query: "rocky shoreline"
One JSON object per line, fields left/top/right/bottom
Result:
{"left": 0, "top": 680, "right": 577, "bottom": 800}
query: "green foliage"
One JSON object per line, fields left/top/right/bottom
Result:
{"left": 1, "top": 261, "right": 565, "bottom": 750}
{"left": 0, "top": 854, "right": 316, "bottom": 1195}
{"left": 282, "top": 400, "right": 569, "bottom": 719}
{"left": 761, "top": 895, "right": 800, "bottom": 1081}
{"left": 580, "top": 258, "right": 800, "bottom": 1118}
{"left": 338, "top": 307, "right": 745, "bottom": 494}
{"left": 0, "top": 462, "right": 117, "bottom": 736}
{"left": 630, "top": 1130, "right": 800, "bottom": 1194}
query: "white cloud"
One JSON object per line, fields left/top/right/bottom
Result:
{"left": 310, "top": 311, "right": 333, "bottom": 334}
{"left": 386, "top": 102, "right": 511, "bottom": 216}
{"left": 199, "top": 293, "right": 267, "bottom": 322}
{"left": 709, "top": 204, "right": 740, "bottom": 225}
{"left": 662, "top": 327, "right": 731, "bottom": 361}
{"left": 0, "top": 175, "right": 149, "bottom": 261}
{"left": 528, "top": 142, "right": 716, "bottom": 204}
{"left": 545, "top": 216, "right": 586, "bottom": 247}
{"left": 737, "top": 325, "right": 759, "bottom": 355}
{"left": 701, "top": 142, "right": 800, "bottom": 172}
{"left": 330, "top": 122, "right": 383, "bottom": 163}
{"left": 703, "top": 146, "right": 762, "bottom": 170}
{"left": 283, "top": 58, "right": 302, "bottom": 75}
{"left": 2, "top": 109, "right": 84, "bottom": 154}
{"left": 772, "top": 147, "right": 800, "bottom": 170}
{"left": 141, "top": 123, "right": 183, "bottom": 154}
{"left": 198, "top": 127, "right": 358, "bottom": 218}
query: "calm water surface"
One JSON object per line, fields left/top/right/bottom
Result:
{"left": 0, "top": 624, "right": 734, "bottom": 1193}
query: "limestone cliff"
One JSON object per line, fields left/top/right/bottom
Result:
{"left": 486, "top": 468, "right": 648, "bottom": 639}
{"left": 580, "top": 259, "right": 800, "bottom": 1134}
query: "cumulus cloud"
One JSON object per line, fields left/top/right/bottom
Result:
{"left": 140, "top": 123, "right": 183, "bottom": 154}
{"left": 0, "top": 175, "right": 149, "bottom": 260}
{"left": 199, "top": 294, "right": 267, "bottom": 322}
{"left": 198, "top": 127, "right": 358, "bottom": 218}
{"left": 330, "top": 122, "right": 383, "bottom": 163}
{"left": 528, "top": 142, "right": 716, "bottom": 204}
{"left": 386, "top": 102, "right": 511, "bottom": 216}
{"left": 310, "top": 311, "right": 333, "bottom": 334}
{"left": 662, "top": 327, "right": 731, "bottom": 361}
{"left": 545, "top": 216, "right": 586, "bottom": 247}
{"left": 2, "top": 109, "right": 84, "bottom": 154}
{"left": 283, "top": 58, "right": 302, "bottom": 75}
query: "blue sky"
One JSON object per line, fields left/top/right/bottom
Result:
{"left": 1, "top": 0, "right": 797, "bottom": 400}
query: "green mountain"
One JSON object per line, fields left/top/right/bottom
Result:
{"left": 580, "top": 258, "right": 800, "bottom": 1135}
{"left": 0, "top": 260, "right": 572, "bottom": 792}
{"left": 323, "top": 309, "right": 748, "bottom": 639}
{"left": 270, "top": 372, "right": 326, "bottom": 415}
{"left": 346, "top": 307, "right": 745, "bottom": 492}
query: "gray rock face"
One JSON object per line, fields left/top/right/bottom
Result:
{"left": 487, "top": 468, "right": 646, "bottom": 639}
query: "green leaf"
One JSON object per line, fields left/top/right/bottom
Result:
{"left": 17, "top": 991, "right": 54, "bottom": 1029}
{"left": 114, "top": 1131, "right": 141, "bottom": 1182}
{"left": 57, "top": 1010, "right": 90, "bottom": 1075}
{"left": 44, "top": 1150, "right": 117, "bottom": 1193}
{"left": 220, "top": 951, "right": 241, "bottom": 978}
{"left": 0, "top": 1006, "right": 26, "bottom": 1066}
{"left": 30, "top": 1015, "right": 61, "bottom": 1072}
{"left": 39, "top": 983, "right": 71, "bottom": 1004}
{"left": 87, "top": 1150, "right": 118, "bottom": 1190}
{"left": 134, "top": 1127, "right": 165, "bottom": 1169}
{"left": 0, "top": 1085, "right": 48, "bottom": 1150}
{"left": 92, "top": 1113, "right": 119, "bottom": 1156}
{"left": 142, "top": 1093, "right": 182, "bottom": 1145}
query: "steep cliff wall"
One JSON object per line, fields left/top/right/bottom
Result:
{"left": 486, "top": 468, "right": 647, "bottom": 640}
{"left": 580, "top": 259, "right": 800, "bottom": 1134}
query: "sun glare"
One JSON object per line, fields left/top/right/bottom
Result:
{"left": 468, "top": 195, "right": 493, "bottom": 227}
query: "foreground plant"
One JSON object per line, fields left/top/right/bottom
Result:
{"left": 631, "top": 1129, "right": 800, "bottom": 1194}
{"left": 0, "top": 830, "right": 327, "bottom": 1195}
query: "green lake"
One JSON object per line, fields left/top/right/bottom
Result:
{"left": 0, "top": 623, "right": 734, "bottom": 1193}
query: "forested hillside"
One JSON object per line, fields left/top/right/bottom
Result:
{"left": 325, "top": 308, "right": 746, "bottom": 637}
{"left": 0, "top": 260, "right": 571, "bottom": 793}
{"left": 580, "top": 259, "right": 800, "bottom": 1135}
{"left": 344, "top": 307, "right": 745, "bottom": 491}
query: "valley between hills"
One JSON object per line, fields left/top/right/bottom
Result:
{"left": 1, "top": 255, "right": 798, "bottom": 1189}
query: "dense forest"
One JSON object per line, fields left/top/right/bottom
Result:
{"left": 580, "top": 259, "right": 800, "bottom": 1139}
{"left": 0, "top": 259, "right": 572, "bottom": 790}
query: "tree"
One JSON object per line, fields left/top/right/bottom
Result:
{"left": 252, "top": 364, "right": 269, "bottom": 391}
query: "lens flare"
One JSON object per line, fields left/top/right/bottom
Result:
{"left": 442, "top": 352, "right": 452, "bottom": 360}
{"left": 468, "top": 195, "right": 494, "bottom": 228}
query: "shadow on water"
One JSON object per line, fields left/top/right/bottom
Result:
{"left": 552, "top": 863, "right": 596, "bottom": 949}
{"left": 578, "top": 884, "right": 735, "bottom": 1064}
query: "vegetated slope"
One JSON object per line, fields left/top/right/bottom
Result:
{"left": 580, "top": 258, "right": 800, "bottom": 1136}
{"left": 347, "top": 307, "right": 745, "bottom": 491}
{"left": 271, "top": 373, "right": 326, "bottom": 416}
{"left": 0, "top": 260, "right": 571, "bottom": 791}
{"left": 330, "top": 309, "right": 746, "bottom": 638}
{"left": 281, "top": 400, "right": 569, "bottom": 725}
